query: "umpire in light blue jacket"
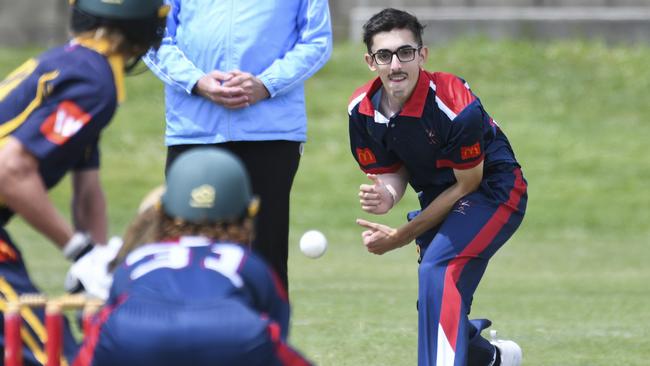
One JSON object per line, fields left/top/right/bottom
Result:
{"left": 144, "top": 0, "right": 333, "bottom": 290}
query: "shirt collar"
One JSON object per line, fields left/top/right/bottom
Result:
{"left": 358, "top": 69, "right": 430, "bottom": 119}
{"left": 71, "top": 37, "right": 126, "bottom": 104}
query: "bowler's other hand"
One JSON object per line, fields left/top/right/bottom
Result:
{"left": 222, "top": 70, "right": 270, "bottom": 106}
{"left": 356, "top": 218, "right": 400, "bottom": 255}
{"left": 194, "top": 71, "right": 249, "bottom": 108}
{"left": 359, "top": 174, "right": 394, "bottom": 215}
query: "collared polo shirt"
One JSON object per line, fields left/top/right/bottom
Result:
{"left": 348, "top": 70, "right": 519, "bottom": 199}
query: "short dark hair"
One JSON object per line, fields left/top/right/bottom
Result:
{"left": 362, "top": 8, "right": 425, "bottom": 53}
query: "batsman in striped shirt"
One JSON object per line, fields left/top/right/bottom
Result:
{"left": 0, "top": 0, "right": 168, "bottom": 363}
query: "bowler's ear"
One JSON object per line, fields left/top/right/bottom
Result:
{"left": 365, "top": 53, "right": 377, "bottom": 72}
{"left": 418, "top": 46, "right": 429, "bottom": 68}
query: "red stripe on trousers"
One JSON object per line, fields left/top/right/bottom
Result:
{"left": 439, "top": 168, "right": 526, "bottom": 351}
{"left": 72, "top": 298, "right": 124, "bottom": 366}
{"left": 268, "top": 323, "right": 312, "bottom": 366}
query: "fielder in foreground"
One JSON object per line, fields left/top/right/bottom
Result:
{"left": 347, "top": 8, "right": 528, "bottom": 366}
{"left": 74, "top": 148, "right": 312, "bottom": 366}
{"left": 0, "top": 0, "right": 167, "bottom": 363}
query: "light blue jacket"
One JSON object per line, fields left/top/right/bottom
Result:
{"left": 144, "top": 0, "right": 333, "bottom": 145}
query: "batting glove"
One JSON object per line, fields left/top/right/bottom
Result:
{"left": 64, "top": 236, "right": 123, "bottom": 300}
{"left": 62, "top": 232, "right": 94, "bottom": 262}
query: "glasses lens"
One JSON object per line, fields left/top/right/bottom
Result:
{"left": 397, "top": 48, "right": 416, "bottom": 62}
{"left": 375, "top": 51, "right": 393, "bottom": 65}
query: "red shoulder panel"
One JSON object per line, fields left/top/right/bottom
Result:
{"left": 431, "top": 72, "right": 476, "bottom": 117}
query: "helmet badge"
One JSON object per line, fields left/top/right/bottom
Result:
{"left": 189, "top": 185, "right": 216, "bottom": 208}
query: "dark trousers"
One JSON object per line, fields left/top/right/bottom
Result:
{"left": 166, "top": 141, "right": 301, "bottom": 290}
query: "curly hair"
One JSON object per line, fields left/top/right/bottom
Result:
{"left": 109, "top": 205, "right": 254, "bottom": 271}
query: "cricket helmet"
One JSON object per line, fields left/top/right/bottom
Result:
{"left": 70, "top": 0, "right": 169, "bottom": 52}
{"left": 162, "top": 148, "right": 258, "bottom": 224}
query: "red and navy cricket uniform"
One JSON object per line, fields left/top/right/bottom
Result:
{"left": 74, "top": 237, "right": 311, "bottom": 366}
{"left": 0, "top": 38, "right": 124, "bottom": 365}
{"left": 348, "top": 70, "right": 528, "bottom": 366}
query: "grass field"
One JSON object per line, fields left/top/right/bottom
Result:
{"left": 2, "top": 39, "right": 650, "bottom": 365}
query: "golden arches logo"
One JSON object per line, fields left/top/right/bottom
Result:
{"left": 356, "top": 148, "right": 377, "bottom": 166}
{"left": 460, "top": 142, "right": 481, "bottom": 161}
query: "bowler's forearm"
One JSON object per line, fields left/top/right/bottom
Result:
{"left": 395, "top": 183, "right": 466, "bottom": 245}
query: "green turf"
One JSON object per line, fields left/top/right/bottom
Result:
{"left": 2, "top": 39, "right": 649, "bottom": 365}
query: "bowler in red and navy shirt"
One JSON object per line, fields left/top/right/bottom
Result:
{"left": 348, "top": 8, "right": 528, "bottom": 366}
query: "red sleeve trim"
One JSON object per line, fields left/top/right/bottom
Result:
{"left": 436, "top": 155, "right": 484, "bottom": 170}
{"left": 360, "top": 162, "right": 403, "bottom": 175}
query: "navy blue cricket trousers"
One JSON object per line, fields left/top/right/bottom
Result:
{"left": 416, "top": 167, "right": 527, "bottom": 366}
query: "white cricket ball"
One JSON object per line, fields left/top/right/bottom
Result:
{"left": 299, "top": 230, "right": 328, "bottom": 259}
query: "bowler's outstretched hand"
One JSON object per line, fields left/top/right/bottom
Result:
{"left": 356, "top": 218, "right": 402, "bottom": 255}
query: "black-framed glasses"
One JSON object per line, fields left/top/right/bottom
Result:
{"left": 371, "top": 46, "right": 421, "bottom": 65}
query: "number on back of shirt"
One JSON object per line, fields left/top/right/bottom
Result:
{"left": 129, "top": 244, "right": 245, "bottom": 287}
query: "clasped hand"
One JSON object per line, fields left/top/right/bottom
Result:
{"left": 194, "top": 70, "right": 270, "bottom": 109}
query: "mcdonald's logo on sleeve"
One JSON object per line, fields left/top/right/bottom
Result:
{"left": 460, "top": 142, "right": 481, "bottom": 161}
{"left": 356, "top": 147, "right": 377, "bottom": 166}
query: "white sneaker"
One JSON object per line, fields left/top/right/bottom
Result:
{"left": 489, "top": 330, "right": 522, "bottom": 366}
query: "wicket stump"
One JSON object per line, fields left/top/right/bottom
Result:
{"left": 3, "top": 294, "right": 103, "bottom": 366}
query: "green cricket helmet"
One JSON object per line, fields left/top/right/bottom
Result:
{"left": 70, "top": 0, "right": 169, "bottom": 53}
{"left": 73, "top": 0, "right": 166, "bottom": 20}
{"left": 162, "top": 148, "right": 259, "bottom": 224}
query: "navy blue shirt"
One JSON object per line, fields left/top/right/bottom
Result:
{"left": 0, "top": 38, "right": 121, "bottom": 222}
{"left": 348, "top": 70, "right": 519, "bottom": 204}
{"left": 110, "top": 237, "right": 291, "bottom": 339}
